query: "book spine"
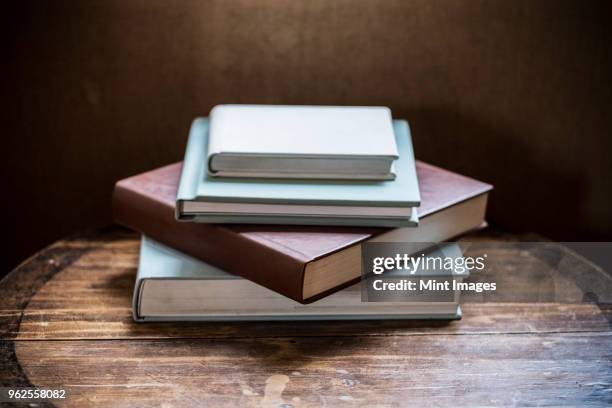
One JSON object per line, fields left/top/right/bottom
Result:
{"left": 112, "top": 181, "right": 310, "bottom": 303}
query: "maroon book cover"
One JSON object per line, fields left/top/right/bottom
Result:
{"left": 113, "top": 161, "right": 492, "bottom": 303}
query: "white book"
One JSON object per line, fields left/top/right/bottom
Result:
{"left": 207, "top": 105, "right": 399, "bottom": 180}
{"left": 133, "top": 236, "right": 463, "bottom": 322}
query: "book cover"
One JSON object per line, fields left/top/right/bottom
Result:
{"left": 176, "top": 117, "right": 420, "bottom": 227}
{"left": 207, "top": 105, "right": 399, "bottom": 180}
{"left": 134, "top": 236, "right": 462, "bottom": 322}
{"left": 113, "top": 160, "right": 492, "bottom": 303}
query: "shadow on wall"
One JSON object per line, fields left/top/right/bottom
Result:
{"left": 407, "top": 107, "right": 588, "bottom": 239}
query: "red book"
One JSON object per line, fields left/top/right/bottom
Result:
{"left": 113, "top": 161, "right": 492, "bottom": 303}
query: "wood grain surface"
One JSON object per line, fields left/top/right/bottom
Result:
{"left": 0, "top": 227, "right": 610, "bottom": 407}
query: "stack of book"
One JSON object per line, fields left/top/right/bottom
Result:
{"left": 113, "top": 105, "right": 492, "bottom": 321}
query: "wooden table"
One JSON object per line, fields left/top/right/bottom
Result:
{"left": 1, "top": 228, "right": 611, "bottom": 407}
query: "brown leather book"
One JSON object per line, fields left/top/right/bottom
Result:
{"left": 113, "top": 161, "right": 492, "bottom": 303}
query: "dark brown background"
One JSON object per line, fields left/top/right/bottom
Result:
{"left": 1, "top": 0, "right": 611, "bottom": 277}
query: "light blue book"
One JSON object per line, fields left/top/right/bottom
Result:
{"left": 207, "top": 105, "right": 399, "bottom": 180}
{"left": 133, "top": 236, "right": 462, "bottom": 322}
{"left": 176, "top": 117, "right": 420, "bottom": 227}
